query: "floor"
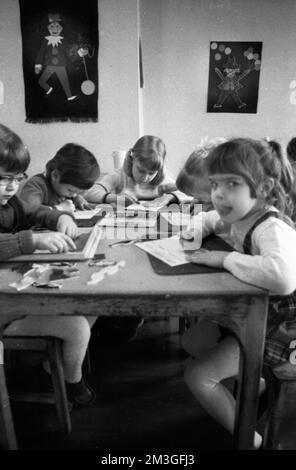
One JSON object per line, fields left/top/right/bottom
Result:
{"left": 7, "top": 318, "right": 235, "bottom": 452}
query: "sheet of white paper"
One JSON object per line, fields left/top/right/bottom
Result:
{"left": 74, "top": 207, "right": 102, "bottom": 219}
{"left": 135, "top": 235, "right": 189, "bottom": 267}
{"left": 126, "top": 197, "right": 170, "bottom": 214}
{"left": 98, "top": 212, "right": 157, "bottom": 228}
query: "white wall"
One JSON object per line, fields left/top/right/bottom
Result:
{"left": 141, "top": 0, "right": 296, "bottom": 175}
{"left": 1, "top": 0, "right": 296, "bottom": 179}
{"left": 0, "top": 0, "right": 141, "bottom": 176}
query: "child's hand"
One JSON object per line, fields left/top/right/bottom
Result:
{"left": 32, "top": 231, "right": 76, "bottom": 253}
{"left": 158, "top": 183, "right": 177, "bottom": 196}
{"left": 73, "top": 194, "right": 95, "bottom": 210}
{"left": 186, "top": 250, "right": 229, "bottom": 268}
{"left": 179, "top": 229, "right": 202, "bottom": 251}
{"left": 55, "top": 199, "right": 76, "bottom": 214}
{"left": 57, "top": 214, "right": 79, "bottom": 239}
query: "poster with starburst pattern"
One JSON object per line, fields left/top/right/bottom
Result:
{"left": 207, "top": 41, "right": 262, "bottom": 114}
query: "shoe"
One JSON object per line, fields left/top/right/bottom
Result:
{"left": 66, "top": 378, "right": 96, "bottom": 407}
{"left": 67, "top": 95, "right": 77, "bottom": 101}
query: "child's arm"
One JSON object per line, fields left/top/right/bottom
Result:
{"left": 180, "top": 210, "right": 221, "bottom": 251}
{"left": 223, "top": 219, "right": 296, "bottom": 295}
{"left": 22, "top": 200, "right": 79, "bottom": 239}
{"left": 84, "top": 171, "right": 122, "bottom": 204}
{"left": 190, "top": 218, "right": 296, "bottom": 295}
{"left": 0, "top": 230, "right": 75, "bottom": 261}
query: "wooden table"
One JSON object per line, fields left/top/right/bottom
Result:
{"left": 0, "top": 239, "right": 269, "bottom": 450}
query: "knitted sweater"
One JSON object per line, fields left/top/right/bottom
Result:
{"left": 0, "top": 195, "right": 67, "bottom": 261}
{"left": 19, "top": 173, "right": 65, "bottom": 209}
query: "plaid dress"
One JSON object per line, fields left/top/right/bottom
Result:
{"left": 243, "top": 211, "right": 296, "bottom": 367}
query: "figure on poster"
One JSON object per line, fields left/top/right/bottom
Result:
{"left": 35, "top": 13, "right": 89, "bottom": 102}
{"left": 213, "top": 56, "right": 252, "bottom": 109}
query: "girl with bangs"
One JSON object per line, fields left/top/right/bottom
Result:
{"left": 85, "top": 135, "right": 184, "bottom": 207}
{"left": 180, "top": 137, "right": 296, "bottom": 449}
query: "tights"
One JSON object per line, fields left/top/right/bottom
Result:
{"left": 4, "top": 315, "right": 97, "bottom": 383}
{"left": 183, "top": 327, "right": 264, "bottom": 448}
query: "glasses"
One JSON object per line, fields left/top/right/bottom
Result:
{"left": 0, "top": 174, "right": 28, "bottom": 186}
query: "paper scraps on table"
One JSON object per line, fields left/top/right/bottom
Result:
{"left": 87, "top": 260, "right": 126, "bottom": 285}
{"left": 9, "top": 263, "right": 80, "bottom": 291}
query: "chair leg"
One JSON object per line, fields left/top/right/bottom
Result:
{"left": 47, "top": 339, "right": 71, "bottom": 434}
{"left": 0, "top": 364, "right": 18, "bottom": 449}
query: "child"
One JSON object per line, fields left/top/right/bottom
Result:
{"left": 176, "top": 138, "right": 226, "bottom": 357}
{"left": 0, "top": 123, "right": 96, "bottom": 406}
{"left": 20, "top": 142, "right": 100, "bottom": 216}
{"left": 85, "top": 135, "right": 186, "bottom": 207}
{"left": 176, "top": 138, "right": 226, "bottom": 213}
{"left": 181, "top": 138, "right": 296, "bottom": 449}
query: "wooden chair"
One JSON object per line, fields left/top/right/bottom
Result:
{"left": 0, "top": 359, "right": 17, "bottom": 449}
{"left": 263, "top": 365, "right": 296, "bottom": 449}
{"left": 2, "top": 336, "right": 71, "bottom": 448}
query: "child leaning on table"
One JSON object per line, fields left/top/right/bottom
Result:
{"left": 20, "top": 142, "right": 100, "bottom": 215}
{"left": 180, "top": 137, "right": 296, "bottom": 449}
{"left": 0, "top": 123, "right": 96, "bottom": 406}
{"left": 85, "top": 134, "right": 188, "bottom": 207}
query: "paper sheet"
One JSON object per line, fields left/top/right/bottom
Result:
{"left": 135, "top": 235, "right": 189, "bottom": 267}
{"left": 97, "top": 212, "right": 157, "bottom": 228}
{"left": 126, "top": 197, "right": 169, "bottom": 214}
{"left": 74, "top": 207, "right": 102, "bottom": 220}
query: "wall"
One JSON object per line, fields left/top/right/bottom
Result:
{"left": 1, "top": 0, "right": 296, "bottom": 179}
{"left": 140, "top": 0, "right": 296, "bottom": 175}
{"left": 0, "top": 0, "right": 141, "bottom": 176}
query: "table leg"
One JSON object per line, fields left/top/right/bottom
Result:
{"left": 234, "top": 295, "right": 268, "bottom": 449}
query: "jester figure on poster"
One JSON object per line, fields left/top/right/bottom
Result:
{"left": 34, "top": 13, "right": 88, "bottom": 102}
{"left": 213, "top": 56, "right": 252, "bottom": 109}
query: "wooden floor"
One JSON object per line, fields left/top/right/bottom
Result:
{"left": 7, "top": 319, "right": 234, "bottom": 451}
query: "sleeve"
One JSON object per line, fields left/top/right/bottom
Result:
{"left": 0, "top": 231, "right": 34, "bottom": 261}
{"left": 223, "top": 219, "right": 296, "bottom": 295}
{"left": 85, "top": 170, "right": 123, "bottom": 203}
{"left": 181, "top": 210, "right": 221, "bottom": 250}
{"left": 21, "top": 199, "right": 76, "bottom": 231}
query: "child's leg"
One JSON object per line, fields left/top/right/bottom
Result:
{"left": 184, "top": 334, "right": 264, "bottom": 448}
{"left": 4, "top": 316, "right": 90, "bottom": 383}
{"left": 184, "top": 335, "right": 240, "bottom": 434}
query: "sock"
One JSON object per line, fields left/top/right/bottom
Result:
{"left": 254, "top": 432, "right": 263, "bottom": 449}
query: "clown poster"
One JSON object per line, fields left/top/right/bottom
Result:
{"left": 207, "top": 41, "right": 262, "bottom": 114}
{"left": 19, "top": 0, "right": 98, "bottom": 123}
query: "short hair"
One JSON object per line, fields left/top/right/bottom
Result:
{"left": 207, "top": 137, "right": 292, "bottom": 215}
{"left": 123, "top": 135, "right": 166, "bottom": 186}
{"left": 0, "top": 123, "right": 30, "bottom": 173}
{"left": 287, "top": 137, "right": 296, "bottom": 163}
{"left": 46, "top": 143, "right": 100, "bottom": 190}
